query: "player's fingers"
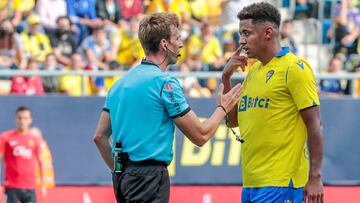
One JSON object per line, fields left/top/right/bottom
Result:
{"left": 234, "top": 47, "right": 242, "bottom": 55}
{"left": 316, "top": 194, "right": 322, "bottom": 203}
{"left": 311, "top": 193, "right": 317, "bottom": 203}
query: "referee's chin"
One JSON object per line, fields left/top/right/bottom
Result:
{"left": 167, "top": 56, "right": 178, "bottom": 66}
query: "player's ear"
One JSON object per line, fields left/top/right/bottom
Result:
{"left": 264, "top": 26, "right": 273, "bottom": 40}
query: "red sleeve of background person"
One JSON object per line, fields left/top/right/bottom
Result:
{"left": 2, "top": 130, "right": 42, "bottom": 189}
{"left": 118, "top": 0, "right": 143, "bottom": 20}
{"left": 10, "top": 76, "right": 44, "bottom": 95}
{"left": 0, "top": 131, "right": 10, "bottom": 155}
{"left": 27, "top": 76, "right": 45, "bottom": 95}
{"left": 10, "top": 76, "right": 28, "bottom": 94}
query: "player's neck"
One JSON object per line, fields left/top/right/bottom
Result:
{"left": 258, "top": 43, "right": 282, "bottom": 65}
{"left": 16, "top": 128, "right": 29, "bottom": 135}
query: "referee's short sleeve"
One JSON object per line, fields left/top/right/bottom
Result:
{"left": 103, "top": 94, "right": 111, "bottom": 113}
{"left": 161, "top": 77, "right": 190, "bottom": 119}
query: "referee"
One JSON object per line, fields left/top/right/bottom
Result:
{"left": 93, "top": 13, "right": 243, "bottom": 203}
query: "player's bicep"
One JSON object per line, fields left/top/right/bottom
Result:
{"left": 300, "top": 105, "right": 321, "bottom": 129}
{"left": 287, "top": 60, "right": 320, "bottom": 110}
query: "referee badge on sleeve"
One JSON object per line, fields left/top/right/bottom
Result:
{"left": 165, "top": 84, "right": 173, "bottom": 91}
{"left": 266, "top": 70, "right": 274, "bottom": 83}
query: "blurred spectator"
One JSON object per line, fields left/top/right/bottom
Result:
{"left": 0, "top": 19, "right": 25, "bottom": 70}
{"left": 118, "top": 0, "right": 143, "bottom": 21}
{"left": 201, "top": 23, "right": 224, "bottom": 71}
{"left": 280, "top": 19, "right": 298, "bottom": 54}
{"left": 78, "top": 26, "right": 112, "bottom": 70}
{"left": 59, "top": 52, "right": 92, "bottom": 96}
{"left": 220, "top": 0, "right": 249, "bottom": 27}
{"left": 0, "top": 2, "right": 13, "bottom": 22}
{"left": 167, "top": 0, "right": 192, "bottom": 23}
{"left": 0, "top": 20, "right": 21, "bottom": 95}
{"left": 220, "top": 0, "right": 250, "bottom": 52}
{"left": 189, "top": 0, "right": 208, "bottom": 23}
{"left": 104, "top": 60, "right": 122, "bottom": 92}
{"left": 67, "top": 0, "right": 103, "bottom": 44}
{"left": 49, "top": 16, "right": 77, "bottom": 66}
{"left": 96, "top": 0, "right": 122, "bottom": 24}
{"left": 96, "top": 0, "right": 123, "bottom": 39}
{"left": 145, "top": 0, "right": 166, "bottom": 14}
{"left": 184, "top": 33, "right": 203, "bottom": 71}
{"left": 206, "top": 0, "right": 223, "bottom": 25}
{"left": 329, "top": 0, "right": 360, "bottom": 56}
{"left": 177, "top": 22, "right": 191, "bottom": 64}
{"left": 11, "top": 0, "right": 36, "bottom": 31}
{"left": 10, "top": 58, "right": 45, "bottom": 95}
{"left": 111, "top": 18, "right": 144, "bottom": 69}
{"left": 293, "top": 0, "right": 318, "bottom": 19}
{"left": 41, "top": 53, "right": 62, "bottom": 93}
{"left": 200, "top": 23, "right": 224, "bottom": 92}
{"left": 20, "top": 14, "right": 53, "bottom": 62}
{"left": 178, "top": 62, "right": 211, "bottom": 97}
{"left": 36, "top": 0, "right": 67, "bottom": 31}
{"left": 319, "top": 56, "right": 346, "bottom": 97}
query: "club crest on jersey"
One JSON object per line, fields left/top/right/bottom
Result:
{"left": 266, "top": 70, "right": 274, "bottom": 83}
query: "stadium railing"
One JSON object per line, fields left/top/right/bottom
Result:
{"left": 0, "top": 70, "right": 359, "bottom": 97}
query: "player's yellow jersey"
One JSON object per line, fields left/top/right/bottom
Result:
{"left": 238, "top": 47, "right": 320, "bottom": 188}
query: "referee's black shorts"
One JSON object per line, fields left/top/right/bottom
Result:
{"left": 112, "top": 160, "right": 170, "bottom": 203}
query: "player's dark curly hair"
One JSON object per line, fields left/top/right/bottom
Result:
{"left": 237, "top": 2, "right": 281, "bottom": 28}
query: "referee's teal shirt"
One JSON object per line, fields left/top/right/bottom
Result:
{"left": 103, "top": 60, "right": 190, "bottom": 165}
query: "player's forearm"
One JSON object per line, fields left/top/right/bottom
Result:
{"left": 94, "top": 136, "right": 114, "bottom": 170}
{"left": 307, "top": 126, "right": 323, "bottom": 179}
{"left": 40, "top": 162, "right": 47, "bottom": 186}
{"left": 221, "top": 75, "right": 238, "bottom": 127}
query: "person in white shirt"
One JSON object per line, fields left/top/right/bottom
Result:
{"left": 36, "top": 0, "right": 67, "bottom": 30}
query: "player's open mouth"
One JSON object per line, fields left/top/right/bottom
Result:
{"left": 242, "top": 48, "right": 249, "bottom": 54}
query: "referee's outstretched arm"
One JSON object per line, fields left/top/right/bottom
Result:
{"left": 174, "top": 83, "right": 242, "bottom": 147}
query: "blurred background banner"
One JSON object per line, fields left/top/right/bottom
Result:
{"left": 0, "top": 95, "right": 359, "bottom": 186}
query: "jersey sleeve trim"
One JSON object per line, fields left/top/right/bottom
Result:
{"left": 170, "top": 107, "right": 191, "bottom": 119}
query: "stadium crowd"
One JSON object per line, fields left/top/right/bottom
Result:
{"left": 0, "top": 0, "right": 359, "bottom": 97}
